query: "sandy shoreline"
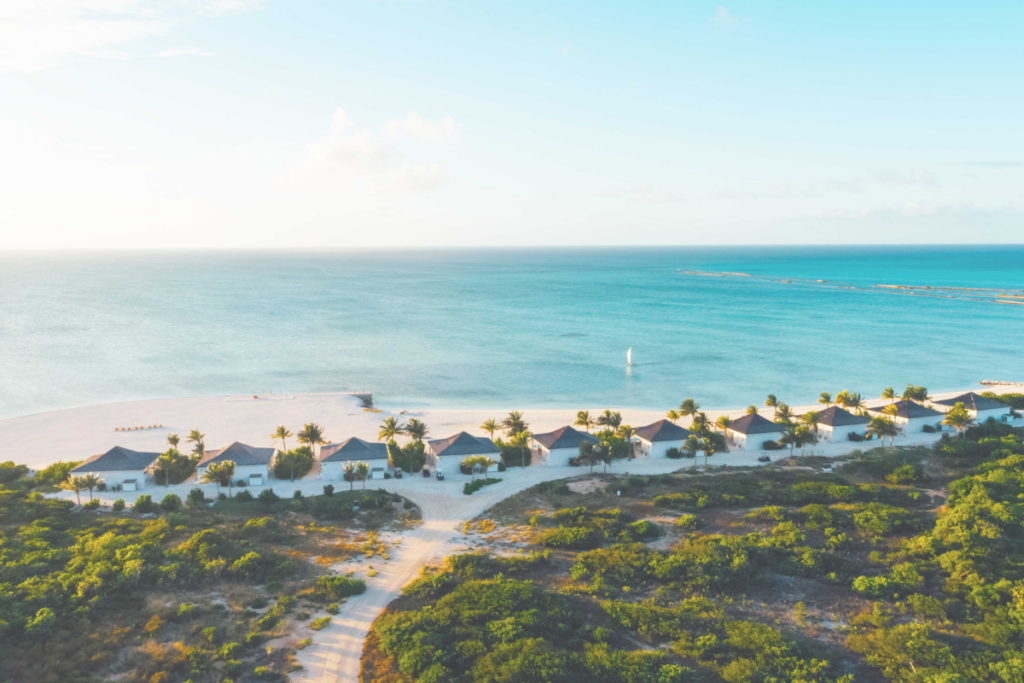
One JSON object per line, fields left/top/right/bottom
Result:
{"left": 0, "top": 384, "right": 1010, "bottom": 470}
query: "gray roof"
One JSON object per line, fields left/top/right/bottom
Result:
{"left": 869, "top": 400, "right": 943, "bottom": 419}
{"left": 932, "top": 392, "right": 1006, "bottom": 412}
{"left": 806, "top": 406, "right": 870, "bottom": 427}
{"left": 320, "top": 437, "right": 389, "bottom": 462}
{"left": 428, "top": 432, "right": 499, "bottom": 457}
{"left": 199, "top": 442, "right": 275, "bottom": 467}
{"left": 532, "top": 426, "right": 599, "bottom": 450}
{"left": 634, "top": 420, "right": 690, "bottom": 443}
{"left": 72, "top": 446, "right": 161, "bottom": 473}
{"left": 727, "top": 413, "right": 785, "bottom": 435}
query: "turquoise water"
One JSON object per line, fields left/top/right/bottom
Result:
{"left": 1, "top": 247, "right": 1022, "bottom": 420}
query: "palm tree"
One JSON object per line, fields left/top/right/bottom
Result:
{"left": 666, "top": 409, "right": 682, "bottom": 424}
{"left": 80, "top": 473, "right": 101, "bottom": 501}
{"left": 187, "top": 429, "right": 205, "bottom": 455}
{"left": 405, "top": 419, "right": 429, "bottom": 442}
{"left": 867, "top": 416, "right": 899, "bottom": 446}
{"left": 217, "top": 461, "right": 236, "bottom": 497}
{"left": 679, "top": 399, "right": 701, "bottom": 424}
{"left": 200, "top": 463, "right": 224, "bottom": 496}
{"left": 61, "top": 475, "right": 86, "bottom": 506}
{"left": 378, "top": 416, "right": 406, "bottom": 442}
{"left": 502, "top": 411, "right": 527, "bottom": 436}
{"left": 745, "top": 405, "right": 759, "bottom": 415}
{"left": 845, "top": 393, "right": 866, "bottom": 415}
{"left": 153, "top": 452, "right": 176, "bottom": 487}
{"left": 715, "top": 415, "right": 733, "bottom": 434}
{"left": 764, "top": 394, "right": 779, "bottom": 417}
{"left": 795, "top": 425, "right": 815, "bottom": 455}
{"left": 691, "top": 412, "right": 709, "bottom": 435}
{"left": 481, "top": 419, "right": 499, "bottom": 440}
{"left": 167, "top": 433, "right": 180, "bottom": 450}
{"left": 616, "top": 425, "right": 636, "bottom": 458}
{"left": 942, "top": 402, "right": 975, "bottom": 438}
{"left": 355, "top": 462, "right": 370, "bottom": 489}
{"left": 902, "top": 384, "right": 929, "bottom": 402}
{"left": 272, "top": 426, "right": 293, "bottom": 451}
{"left": 818, "top": 392, "right": 832, "bottom": 409}
{"left": 881, "top": 386, "right": 896, "bottom": 404}
{"left": 802, "top": 410, "right": 821, "bottom": 434}
{"left": 298, "top": 423, "right": 326, "bottom": 457}
{"left": 577, "top": 442, "right": 600, "bottom": 473}
{"left": 511, "top": 430, "right": 532, "bottom": 468}
{"left": 575, "top": 411, "right": 595, "bottom": 432}
{"left": 342, "top": 461, "right": 356, "bottom": 490}
{"left": 596, "top": 410, "right": 623, "bottom": 431}
{"left": 774, "top": 404, "right": 794, "bottom": 424}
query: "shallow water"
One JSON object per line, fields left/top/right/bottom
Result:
{"left": 1, "top": 246, "right": 1022, "bottom": 419}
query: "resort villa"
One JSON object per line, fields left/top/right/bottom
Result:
{"left": 868, "top": 400, "right": 945, "bottom": 433}
{"left": 71, "top": 446, "right": 161, "bottom": 490}
{"left": 810, "top": 406, "right": 870, "bottom": 442}
{"left": 931, "top": 392, "right": 1012, "bottom": 422}
{"left": 319, "top": 437, "right": 389, "bottom": 481}
{"left": 532, "top": 426, "right": 598, "bottom": 466}
{"left": 725, "top": 413, "right": 786, "bottom": 450}
{"left": 634, "top": 419, "right": 691, "bottom": 458}
{"left": 427, "top": 432, "right": 500, "bottom": 471}
{"left": 198, "top": 442, "right": 276, "bottom": 486}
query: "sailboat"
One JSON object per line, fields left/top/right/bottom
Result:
{"left": 627, "top": 348, "right": 633, "bottom": 366}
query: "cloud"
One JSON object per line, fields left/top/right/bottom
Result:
{"left": 0, "top": 0, "right": 265, "bottom": 72}
{"left": 380, "top": 111, "right": 460, "bottom": 144}
{"left": 873, "top": 168, "right": 938, "bottom": 187}
{"left": 152, "top": 47, "right": 217, "bottom": 58}
{"left": 605, "top": 185, "right": 680, "bottom": 204}
{"left": 290, "top": 107, "right": 457, "bottom": 193}
{"left": 712, "top": 6, "right": 736, "bottom": 25}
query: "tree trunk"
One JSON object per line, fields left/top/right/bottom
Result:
{"left": 75, "top": 491, "right": 81, "bottom": 506}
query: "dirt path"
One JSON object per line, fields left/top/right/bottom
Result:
{"left": 292, "top": 459, "right": 687, "bottom": 683}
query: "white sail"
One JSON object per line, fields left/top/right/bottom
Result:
{"left": 627, "top": 347, "right": 633, "bottom": 366}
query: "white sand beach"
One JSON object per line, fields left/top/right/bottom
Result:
{"left": 0, "top": 386, "right": 1008, "bottom": 471}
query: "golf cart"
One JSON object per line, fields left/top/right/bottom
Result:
{"left": 758, "top": 455, "right": 770, "bottom": 463}
{"left": 436, "top": 468, "right": 445, "bottom": 481}
{"left": 394, "top": 468, "right": 403, "bottom": 479}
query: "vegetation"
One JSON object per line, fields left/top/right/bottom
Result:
{"left": 463, "top": 478, "right": 502, "bottom": 495}
{"left": 387, "top": 439, "right": 427, "bottom": 474}
{"left": 272, "top": 446, "right": 315, "bottom": 481}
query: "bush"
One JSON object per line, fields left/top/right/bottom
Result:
{"left": 161, "top": 493, "right": 182, "bottom": 512}
{"left": 273, "top": 446, "right": 315, "bottom": 481}
{"left": 84, "top": 499, "right": 100, "bottom": 510}
{"left": 497, "top": 461, "right": 507, "bottom": 472}
{"left": 310, "top": 616, "right": 332, "bottom": 631}
{"left": 133, "top": 494, "right": 157, "bottom": 514}
{"left": 235, "top": 490, "right": 254, "bottom": 502}
{"left": 258, "top": 489, "right": 280, "bottom": 505}
{"left": 186, "top": 487, "right": 207, "bottom": 509}
{"left": 326, "top": 603, "right": 340, "bottom": 615}
{"left": 315, "top": 574, "right": 367, "bottom": 600}
{"left": 535, "top": 525, "right": 602, "bottom": 549}
{"left": 464, "top": 478, "right": 502, "bottom": 495}
{"left": 675, "top": 514, "right": 700, "bottom": 530}
{"left": 236, "top": 479, "right": 247, "bottom": 488}
{"left": 763, "top": 440, "right": 783, "bottom": 450}
{"left": 922, "top": 424, "right": 937, "bottom": 433}
{"left": 323, "top": 484, "right": 334, "bottom": 497}
{"left": 666, "top": 447, "right": 683, "bottom": 459}
{"left": 387, "top": 439, "right": 427, "bottom": 473}
{"left": 293, "top": 489, "right": 303, "bottom": 499}
{"left": 96, "top": 482, "right": 107, "bottom": 492}
{"left": 848, "top": 432, "right": 865, "bottom": 442}
{"left": 309, "top": 496, "right": 355, "bottom": 521}
{"left": 112, "top": 498, "right": 125, "bottom": 512}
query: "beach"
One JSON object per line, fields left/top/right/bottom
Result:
{"left": 1, "top": 386, "right": 1008, "bottom": 473}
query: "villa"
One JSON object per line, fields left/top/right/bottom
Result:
{"left": 931, "top": 392, "right": 1011, "bottom": 422}
{"left": 725, "top": 413, "right": 786, "bottom": 450}
{"left": 634, "top": 419, "right": 691, "bottom": 458}
{"left": 427, "top": 432, "right": 500, "bottom": 471}
{"left": 809, "top": 406, "right": 870, "bottom": 442}
{"left": 532, "top": 425, "right": 598, "bottom": 466}
{"left": 868, "top": 400, "right": 945, "bottom": 433}
{"left": 198, "top": 442, "right": 276, "bottom": 486}
{"left": 319, "top": 437, "right": 389, "bottom": 481}
{"left": 71, "top": 446, "right": 161, "bottom": 490}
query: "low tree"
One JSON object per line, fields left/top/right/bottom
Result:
{"left": 342, "top": 461, "right": 356, "bottom": 490}
{"left": 201, "top": 461, "right": 236, "bottom": 497}
{"left": 80, "top": 473, "right": 101, "bottom": 501}
{"left": 774, "top": 403, "right": 794, "bottom": 424}
{"left": 595, "top": 430, "right": 632, "bottom": 473}
{"left": 595, "top": 410, "right": 622, "bottom": 431}
{"left": 577, "top": 441, "right": 600, "bottom": 472}
{"left": 802, "top": 410, "right": 821, "bottom": 434}
{"left": 575, "top": 410, "right": 595, "bottom": 432}
{"left": 355, "top": 462, "right": 370, "bottom": 489}
{"left": 690, "top": 411, "right": 709, "bottom": 435}
{"left": 60, "top": 475, "right": 86, "bottom": 506}
{"left": 868, "top": 416, "right": 899, "bottom": 446}
{"left": 273, "top": 446, "right": 315, "bottom": 481}
{"left": 942, "top": 402, "right": 975, "bottom": 438}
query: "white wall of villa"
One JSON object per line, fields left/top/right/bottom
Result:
{"left": 94, "top": 470, "right": 151, "bottom": 489}
{"left": 817, "top": 425, "right": 867, "bottom": 442}
{"left": 320, "top": 462, "right": 348, "bottom": 482}
{"left": 637, "top": 438, "right": 684, "bottom": 458}
{"left": 197, "top": 463, "right": 270, "bottom": 483}
{"left": 537, "top": 446, "right": 578, "bottom": 466}
{"left": 896, "top": 416, "right": 945, "bottom": 434}
{"left": 972, "top": 407, "right": 1012, "bottom": 423}
{"left": 726, "top": 430, "right": 784, "bottom": 450}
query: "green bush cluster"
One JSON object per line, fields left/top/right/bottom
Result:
{"left": 533, "top": 507, "right": 659, "bottom": 550}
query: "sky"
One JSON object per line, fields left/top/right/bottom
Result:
{"left": 0, "top": 1, "right": 1022, "bottom": 248}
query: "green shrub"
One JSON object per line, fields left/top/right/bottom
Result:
{"left": 326, "top": 603, "right": 341, "bottom": 615}
{"left": 322, "top": 484, "right": 334, "bottom": 496}
{"left": 83, "top": 499, "right": 100, "bottom": 510}
{"left": 310, "top": 617, "right": 332, "bottom": 631}
{"left": 464, "top": 478, "right": 502, "bottom": 495}
{"left": 675, "top": 514, "right": 699, "bottom": 530}
{"left": 186, "top": 487, "right": 206, "bottom": 509}
{"left": 315, "top": 574, "right": 367, "bottom": 600}
{"left": 160, "top": 493, "right": 182, "bottom": 512}
{"left": 273, "top": 446, "right": 315, "bottom": 480}
{"left": 112, "top": 498, "right": 125, "bottom": 512}
{"left": 258, "top": 488, "right": 280, "bottom": 505}
{"left": 535, "top": 525, "right": 602, "bottom": 549}
{"left": 235, "top": 489, "right": 254, "bottom": 502}
{"left": 133, "top": 494, "right": 157, "bottom": 514}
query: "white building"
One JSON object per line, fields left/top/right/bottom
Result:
{"left": 725, "top": 413, "right": 786, "bottom": 450}
{"left": 810, "top": 406, "right": 870, "bottom": 442}
{"left": 931, "top": 392, "right": 1011, "bottom": 424}
{"left": 198, "top": 442, "right": 276, "bottom": 486}
{"left": 71, "top": 446, "right": 160, "bottom": 489}
{"left": 319, "top": 437, "right": 389, "bottom": 481}
{"left": 868, "top": 400, "right": 945, "bottom": 434}
{"left": 532, "top": 426, "right": 598, "bottom": 466}
{"left": 427, "top": 432, "right": 500, "bottom": 472}
{"left": 634, "top": 419, "right": 690, "bottom": 458}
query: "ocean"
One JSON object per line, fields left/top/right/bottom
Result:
{"left": 1, "top": 246, "right": 1022, "bottom": 420}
